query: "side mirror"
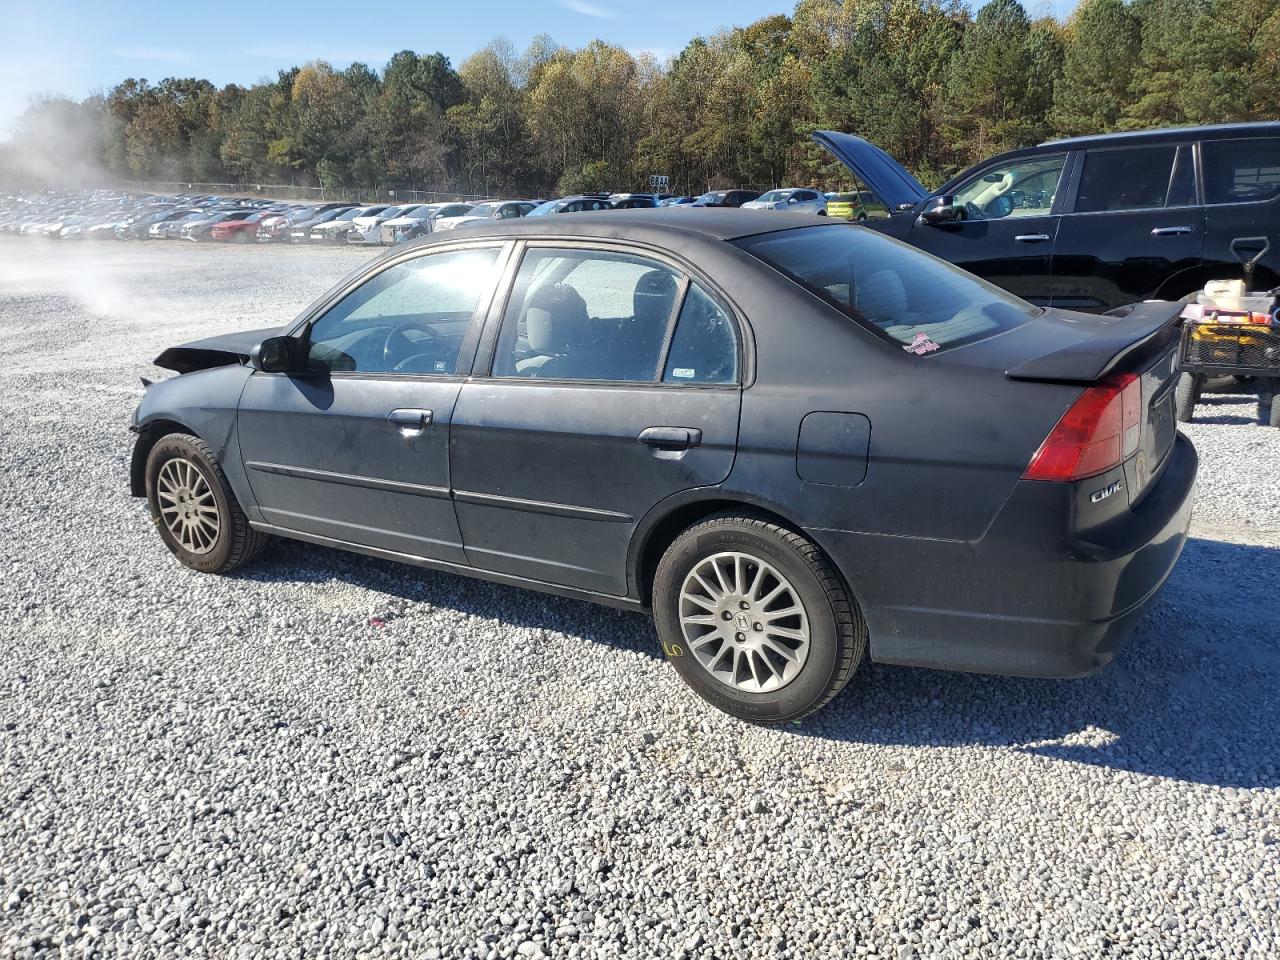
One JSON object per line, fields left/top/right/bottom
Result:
{"left": 919, "top": 195, "right": 963, "bottom": 227}
{"left": 251, "top": 335, "right": 304, "bottom": 374}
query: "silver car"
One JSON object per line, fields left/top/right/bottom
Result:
{"left": 741, "top": 188, "right": 828, "bottom": 215}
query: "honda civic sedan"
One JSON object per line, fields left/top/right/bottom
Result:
{"left": 129, "top": 211, "right": 1196, "bottom": 722}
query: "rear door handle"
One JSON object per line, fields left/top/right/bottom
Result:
{"left": 1014, "top": 233, "right": 1051, "bottom": 243}
{"left": 387, "top": 408, "right": 432, "bottom": 434}
{"left": 1151, "top": 226, "right": 1194, "bottom": 236}
{"left": 638, "top": 426, "right": 702, "bottom": 450}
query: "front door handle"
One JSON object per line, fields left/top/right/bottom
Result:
{"left": 387, "top": 408, "right": 432, "bottom": 435}
{"left": 638, "top": 426, "right": 702, "bottom": 450}
{"left": 1151, "top": 225, "right": 1194, "bottom": 237}
{"left": 1014, "top": 233, "right": 1051, "bottom": 243}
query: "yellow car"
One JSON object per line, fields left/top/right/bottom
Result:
{"left": 824, "top": 192, "right": 866, "bottom": 221}
{"left": 825, "top": 186, "right": 889, "bottom": 222}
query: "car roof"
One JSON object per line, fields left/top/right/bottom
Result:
{"left": 1039, "top": 121, "right": 1280, "bottom": 149}
{"left": 412, "top": 208, "right": 834, "bottom": 246}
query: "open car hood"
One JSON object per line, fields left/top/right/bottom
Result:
{"left": 153, "top": 327, "right": 279, "bottom": 374}
{"left": 811, "top": 131, "right": 929, "bottom": 211}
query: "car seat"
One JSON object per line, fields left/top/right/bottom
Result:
{"left": 514, "top": 282, "right": 590, "bottom": 377}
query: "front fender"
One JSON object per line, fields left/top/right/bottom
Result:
{"left": 129, "top": 365, "right": 258, "bottom": 517}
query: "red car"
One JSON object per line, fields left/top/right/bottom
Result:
{"left": 210, "top": 212, "right": 267, "bottom": 243}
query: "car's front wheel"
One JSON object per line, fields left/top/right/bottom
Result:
{"left": 144, "top": 433, "right": 266, "bottom": 574}
{"left": 652, "top": 515, "right": 866, "bottom": 723}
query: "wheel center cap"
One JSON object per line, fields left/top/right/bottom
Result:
{"left": 734, "top": 612, "right": 751, "bottom": 631}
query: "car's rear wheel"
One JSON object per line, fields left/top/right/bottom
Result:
{"left": 1175, "top": 372, "right": 1201, "bottom": 423}
{"left": 652, "top": 514, "right": 866, "bottom": 723}
{"left": 145, "top": 433, "right": 266, "bottom": 574}
{"left": 235, "top": 230, "right": 251, "bottom": 243}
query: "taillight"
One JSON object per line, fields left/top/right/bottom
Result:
{"left": 1023, "top": 373, "right": 1142, "bottom": 481}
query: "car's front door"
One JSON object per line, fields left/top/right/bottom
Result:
{"left": 905, "top": 153, "right": 1068, "bottom": 305}
{"left": 236, "top": 243, "right": 509, "bottom": 561}
{"left": 450, "top": 244, "right": 744, "bottom": 597}
{"left": 1049, "top": 143, "right": 1205, "bottom": 311}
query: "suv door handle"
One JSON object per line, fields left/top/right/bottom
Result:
{"left": 638, "top": 426, "right": 702, "bottom": 450}
{"left": 387, "top": 408, "right": 432, "bottom": 434}
{"left": 1014, "top": 233, "right": 1051, "bottom": 243}
{"left": 1151, "top": 225, "right": 1194, "bottom": 236}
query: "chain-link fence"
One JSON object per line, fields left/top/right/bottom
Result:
{"left": 111, "top": 180, "right": 489, "bottom": 204}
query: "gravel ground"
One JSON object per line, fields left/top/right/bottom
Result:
{"left": 1, "top": 238, "right": 1278, "bottom": 960}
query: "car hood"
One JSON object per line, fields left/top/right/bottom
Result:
{"left": 810, "top": 130, "right": 928, "bottom": 211}
{"left": 382, "top": 217, "right": 426, "bottom": 227}
{"left": 153, "top": 327, "right": 279, "bottom": 374}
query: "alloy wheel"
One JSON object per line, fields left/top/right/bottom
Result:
{"left": 155, "top": 457, "right": 220, "bottom": 554}
{"left": 677, "top": 551, "right": 811, "bottom": 693}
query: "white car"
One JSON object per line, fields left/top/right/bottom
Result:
{"left": 346, "top": 204, "right": 423, "bottom": 245}
{"left": 741, "top": 188, "right": 828, "bottom": 214}
{"left": 309, "top": 205, "right": 387, "bottom": 243}
{"left": 432, "top": 200, "right": 534, "bottom": 231}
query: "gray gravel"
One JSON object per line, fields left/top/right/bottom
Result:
{"left": 1, "top": 238, "right": 1278, "bottom": 960}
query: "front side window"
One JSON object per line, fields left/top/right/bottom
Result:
{"left": 1075, "top": 146, "right": 1176, "bottom": 213}
{"left": 494, "top": 248, "right": 685, "bottom": 381}
{"left": 306, "top": 247, "right": 501, "bottom": 375}
{"left": 953, "top": 155, "right": 1065, "bottom": 220}
{"left": 737, "top": 225, "right": 1038, "bottom": 352}
{"left": 1202, "top": 137, "right": 1280, "bottom": 204}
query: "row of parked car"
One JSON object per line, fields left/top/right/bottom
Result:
{"left": 0, "top": 183, "right": 885, "bottom": 250}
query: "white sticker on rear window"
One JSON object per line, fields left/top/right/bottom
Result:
{"left": 671, "top": 367, "right": 695, "bottom": 379}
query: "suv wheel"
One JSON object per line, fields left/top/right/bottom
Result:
{"left": 1175, "top": 372, "right": 1201, "bottom": 423}
{"left": 652, "top": 515, "right": 866, "bottom": 723}
{"left": 144, "top": 433, "right": 266, "bottom": 574}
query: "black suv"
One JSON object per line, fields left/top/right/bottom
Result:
{"left": 816, "top": 122, "right": 1280, "bottom": 311}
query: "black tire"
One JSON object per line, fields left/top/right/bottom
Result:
{"left": 1175, "top": 372, "right": 1201, "bottom": 424}
{"left": 235, "top": 230, "right": 252, "bottom": 243}
{"left": 1263, "top": 382, "right": 1280, "bottom": 428}
{"left": 652, "top": 514, "right": 866, "bottom": 723}
{"left": 144, "top": 432, "right": 266, "bottom": 574}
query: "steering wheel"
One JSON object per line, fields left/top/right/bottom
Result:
{"left": 964, "top": 201, "right": 984, "bottom": 222}
{"left": 383, "top": 319, "right": 439, "bottom": 370}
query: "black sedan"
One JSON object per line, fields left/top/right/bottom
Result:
{"left": 128, "top": 211, "right": 1196, "bottom": 722}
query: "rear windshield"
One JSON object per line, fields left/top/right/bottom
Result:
{"left": 735, "top": 225, "right": 1039, "bottom": 352}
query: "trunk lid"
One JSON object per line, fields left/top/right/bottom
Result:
{"left": 810, "top": 131, "right": 929, "bottom": 211}
{"left": 942, "top": 302, "right": 1184, "bottom": 501}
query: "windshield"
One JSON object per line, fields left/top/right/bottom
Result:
{"left": 694, "top": 193, "right": 726, "bottom": 205}
{"left": 465, "top": 202, "right": 501, "bottom": 218}
{"left": 735, "top": 225, "right": 1038, "bottom": 352}
{"left": 527, "top": 200, "right": 559, "bottom": 216}
{"left": 757, "top": 190, "right": 791, "bottom": 203}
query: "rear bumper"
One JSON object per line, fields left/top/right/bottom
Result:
{"left": 813, "top": 432, "right": 1197, "bottom": 678}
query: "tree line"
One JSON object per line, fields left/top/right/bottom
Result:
{"left": 2, "top": 0, "right": 1277, "bottom": 197}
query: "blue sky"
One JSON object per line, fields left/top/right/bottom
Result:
{"left": 0, "top": 0, "right": 1079, "bottom": 135}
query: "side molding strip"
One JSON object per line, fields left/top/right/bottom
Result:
{"left": 244, "top": 460, "right": 450, "bottom": 500}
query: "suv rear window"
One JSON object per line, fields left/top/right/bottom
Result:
{"left": 1202, "top": 137, "right": 1280, "bottom": 204}
{"left": 737, "top": 226, "right": 1038, "bottom": 352}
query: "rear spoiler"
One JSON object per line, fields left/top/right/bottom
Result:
{"left": 1005, "top": 301, "right": 1184, "bottom": 383}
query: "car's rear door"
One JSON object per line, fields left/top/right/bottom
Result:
{"left": 1198, "top": 135, "right": 1280, "bottom": 291}
{"left": 236, "top": 242, "right": 510, "bottom": 562}
{"left": 449, "top": 242, "right": 743, "bottom": 597}
{"left": 1049, "top": 142, "right": 1205, "bottom": 311}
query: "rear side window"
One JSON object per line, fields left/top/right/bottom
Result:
{"left": 1075, "top": 147, "right": 1176, "bottom": 213}
{"left": 1202, "top": 138, "right": 1280, "bottom": 204}
{"left": 736, "top": 225, "right": 1037, "bottom": 352}
{"left": 493, "top": 248, "right": 682, "bottom": 381}
{"left": 664, "top": 284, "right": 737, "bottom": 384}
